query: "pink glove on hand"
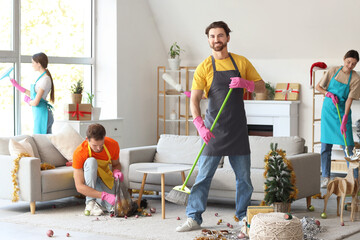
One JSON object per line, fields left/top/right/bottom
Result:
{"left": 184, "top": 91, "right": 191, "bottom": 98}
{"left": 193, "top": 116, "right": 215, "bottom": 144}
{"left": 229, "top": 77, "right": 255, "bottom": 92}
{"left": 113, "top": 169, "right": 124, "bottom": 182}
{"left": 341, "top": 114, "right": 348, "bottom": 138}
{"left": 101, "top": 192, "right": 116, "bottom": 206}
{"left": 10, "top": 79, "right": 26, "bottom": 93}
{"left": 325, "top": 91, "right": 339, "bottom": 106}
{"left": 24, "top": 95, "right": 31, "bottom": 104}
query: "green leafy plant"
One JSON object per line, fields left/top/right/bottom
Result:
{"left": 264, "top": 143, "right": 296, "bottom": 205}
{"left": 265, "top": 82, "right": 275, "bottom": 99}
{"left": 70, "top": 79, "right": 83, "bottom": 94}
{"left": 86, "top": 92, "right": 94, "bottom": 107}
{"left": 169, "top": 42, "right": 184, "bottom": 59}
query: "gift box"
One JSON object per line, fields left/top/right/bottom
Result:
{"left": 64, "top": 104, "right": 92, "bottom": 120}
{"left": 246, "top": 206, "right": 274, "bottom": 232}
{"left": 274, "top": 83, "right": 300, "bottom": 101}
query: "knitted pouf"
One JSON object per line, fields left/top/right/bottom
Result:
{"left": 249, "top": 212, "right": 303, "bottom": 240}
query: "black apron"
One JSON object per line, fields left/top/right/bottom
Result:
{"left": 203, "top": 53, "right": 250, "bottom": 156}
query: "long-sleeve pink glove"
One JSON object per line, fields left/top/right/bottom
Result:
{"left": 325, "top": 91, "right": 339, "bottom": 106}
{"left": 113, "top": 169, "right": 124, "bottom": 182}
{"left": 10, "top": 79, "right": 26, "bottom": 93}
{"left": 193, "top": 116, "right": 215, "bottom": 144}
{"left": 229, "top": 77, "right": 255, "bottom": 92}
{"left": 101, "top": 192, "right": 115, "bottom": 206}
{"left": 184, "top": 91, "right": 191, "bottom": 98}
{"left": 24, "top": 95, "right": 31, "bottom": 104}
{"left": 341, "top": 114, "right": 348, "bottom": 138}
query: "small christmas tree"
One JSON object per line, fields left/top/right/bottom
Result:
{"left": 264, "top": 143, "right": 297, "bottom": 205}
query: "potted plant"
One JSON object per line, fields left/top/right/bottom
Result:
{"left": 168, "top": 42, "right": 184, "bottom": 70}
{"left": 86, "top": 92, "right": 101, "bottom": 121}
{"left": 254, "top": 82, "right": 275, "bottom": 100}
{"left": 70, "top": 79, "right": 83, "bottom": 104}
{"left": 263, "top": 143, "right": 297, "bottom": 212}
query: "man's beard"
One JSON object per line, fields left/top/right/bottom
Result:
{"left": 211, "top": 42, "right": 227, "bottom": 51}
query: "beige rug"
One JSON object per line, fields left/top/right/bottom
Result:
{"left": 0, "top": 195, "right": 359, "bottom": 240}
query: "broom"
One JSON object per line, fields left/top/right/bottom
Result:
{"left": 165, "top": 88, "right": 234, "bottom": 206}
{"left": 335, "top": 103, "right": 350, "bottom": 157}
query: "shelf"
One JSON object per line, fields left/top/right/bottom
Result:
{"left": 159, "top": 93, "right": 187, "bottom": 98}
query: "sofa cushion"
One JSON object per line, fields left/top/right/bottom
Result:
{"left": 0, "top": 135, "right": 40, "bottom": 158}
{"left": 223, "top": 136, "right": 305, "bottom": 169}
{"left": 154, "top": 134, "right": 202, "bottom": 165}
{"left": 41, "top": 166, "right": 75, "bottom": 193}
{"left": 9, "top": 138, "right": 35, "bottom": 157}
{"left": 33, "top": 134, "right": 67, "bottom": 167}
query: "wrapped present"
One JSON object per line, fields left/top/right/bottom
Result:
{"left": 246, "top": 206, "right": 274, "bottom": 230}
{"left": 274, "top": 83, "right": 300, "bottom": 101}
{"left": 64, "top": 104, "right": 92, "bottom": 120}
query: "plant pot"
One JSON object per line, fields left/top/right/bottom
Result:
{"left": 72, "top": 93, "right": 82, "bottom": 104}
{"left": 168, "top": 58, "right": 181, "bottom": 70}
{"left": 272, "top": 202, "right": 291, "bottom": 213}
{"left": 255, "top": 90, "right": 268, "bottom": 100}
{"left": 92, "top": 107, "right": 101, "bottom": 120}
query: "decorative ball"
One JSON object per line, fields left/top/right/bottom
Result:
{"left": 124, "top": 215, "right": 128, "bottom": 219}
{"left": 308, "top": 205, "right": 315, "bottom": 211}
{"left": 215, "top": 213, "right": 218, "bottom": 217}
{"left": 150, "top": 207, "right": 156, "bottom": 213}
{"left": 217, "top": 221, "right": 220, "bottom": 225}
{"left": 341, "top": 222, "right": 344, "bottom": 226}
{"left": 66, "top": 233, "right": 70, "bottom": 237}
{"left": 135, "top": 215, "right": 139, "bottom": 218}
{"left": 320, "top": 212, "right": 327, "bottom": 219}
{"left": 84, "top": 210, "right": 90, "bottom": 216}
{"left": 176, "top": 217, "right": 180, "bottom": 220}
{"left": 238, "top": 232, "right": 245, "bottom": 239}
{"left": 227, "top": 223, "right": 230, "bottom": 227}
{"left": 46, "top": 230, "right": 54, "bottom": 237}
{"left": 315, "top": 220, "right": 320, "bottom": 226}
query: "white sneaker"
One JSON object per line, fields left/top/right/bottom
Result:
{"left": 85, "top": 200, "right": 104, "bottom": 216}
{"left": 238, "top": 216, "right": 247, "bottom": 228}
{"left": 321, "top": 177, "right": 330, "bottom": 188}
{"left": 176, "top": 218, "right": 201, "bottom": 232}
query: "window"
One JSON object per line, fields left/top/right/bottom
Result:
{"left": 0, "top": 0, "right": 94, "bottom": 136}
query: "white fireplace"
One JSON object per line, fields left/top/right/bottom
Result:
{"left": 244, "top": 100, "right": 300, "bottom": 137}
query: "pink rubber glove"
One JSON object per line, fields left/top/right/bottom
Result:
{"left": 184, "top": 91, "right": 191, "bottom": 98}
{"left": 24, "top": 95, "right": 31, "bottom": 104}
{"left": 229, "top": 77, "right": 255, "bottom": 92}
{"left": 101, "top": 192, "right": 115, "bottom": 206}
{"left": 10, "top": 79, "right": 26, "bottom": 93}
{"left": 193, "top": 116, "right": 215, "bottom": 144}
{"left": 113, "top": 169, "right": 124, "bottom": 182}
{"left": 341, "top": 114, "right": 348, "bottom": 138}
{"left": 325, "top": 91, "right": 339, "bottom": 106}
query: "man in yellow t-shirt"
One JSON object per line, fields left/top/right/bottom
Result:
{"left": 176, "top": 21, "right": 265, "bottom": 232}
{"left": 73, "top": 123, "right": 122, "bottom": 216}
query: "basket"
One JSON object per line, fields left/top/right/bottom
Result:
{"left": 272, "top": 202, "right": 291, "bottom": 213}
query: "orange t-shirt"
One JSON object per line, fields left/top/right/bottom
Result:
{"left": 72, "top": 137, "right": 120, "bottom": 169}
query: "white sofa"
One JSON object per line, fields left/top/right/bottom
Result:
{"left": 121, "top": 134, "right": 321, "bottom": 207}
{"left": 0, "top": 135, "right": 78, "bottom": 214}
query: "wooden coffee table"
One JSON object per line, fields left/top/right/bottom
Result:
{"left": 136, "top": 164, "right": 191, "bottom": 219}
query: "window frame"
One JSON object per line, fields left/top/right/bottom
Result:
{"left": 0, "top": 0, "right": 96, "bottom": 135}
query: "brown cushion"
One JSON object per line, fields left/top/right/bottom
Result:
{"left": 33, "top": 134, "right": 67, "bottom": 167}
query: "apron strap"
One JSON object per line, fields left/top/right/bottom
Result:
{"left": 211, "top": 53, "right": 241, "bottom": 76}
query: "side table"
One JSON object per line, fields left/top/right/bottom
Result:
{"left": 136, "top": 164, "right": 191, "bottom": 219}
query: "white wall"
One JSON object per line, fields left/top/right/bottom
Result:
{"left": 147, "top": 0, "right": 360, "bottom": 148}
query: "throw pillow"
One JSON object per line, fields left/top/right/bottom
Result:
{"left": 9, "top": 138, "right": 35, "bottom": 157}
{"left": 47, "top": 124, "right": 84, "bottom": 161}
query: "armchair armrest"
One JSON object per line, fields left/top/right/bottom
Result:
{"left": 288, "top": 153, "right": 321, "bottom": 199}
{"left": 0, "top": 155, "right": 41, "bottom": 202}
{"left": 120, "top": 145, "right": 157, "bottom": 188}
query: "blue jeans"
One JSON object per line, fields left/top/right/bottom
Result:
{"left": 46, "top": 110, "right": 54, "bottom": 134}
{"left": 321, "top": 143, "right": 358, "bottom": 178}
{"left": 186, "top": 155, "right": 253, "bottom": 225}
{"left": 83, "top": 157, "right": 115, "bottom": 212}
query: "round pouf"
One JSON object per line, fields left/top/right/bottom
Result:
{"left": 249, "top": 212, "right": 303, "bottom": 240}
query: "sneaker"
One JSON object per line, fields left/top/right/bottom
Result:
{"left": 176, "top": 218, "right": 201, "bottom": 232}
{"left": 238, "top": 216, "right": 247, "bottom": 228}
{"left": 321, "top": 177, "right": 330, "bottom": 188}
{"left": 85, "top": 200, "right": 104, "bottom": 216}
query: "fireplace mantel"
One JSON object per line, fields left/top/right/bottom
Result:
{"left": 244, "top": 100, "right": 300, "bottom": 137}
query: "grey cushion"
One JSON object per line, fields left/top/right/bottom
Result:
{"left": 33, "top": 134, "right": 67, "bottom": 167}
{"left": 41, "top": 166, "right": 75, "bottom": 193}
{"left": 0, "top": 135, "right": 40, "bottom": 159}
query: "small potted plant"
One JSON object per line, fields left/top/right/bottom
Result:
{"left": 168, "top": 42, "right": 184, "bottom": 70}
{"left": 70, "top": 79, "right": 83, "bottom": 104}
{"left": 253, "top": 82, "right": 275, "bottom": 100}
{"left": 263, "top": 143, "right": 297, "bottom": 212}
{"left": 86, "top": 92, "right": 101, "bottom": 120}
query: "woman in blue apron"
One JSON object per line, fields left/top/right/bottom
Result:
{"left": 315, "top": 50, "right": 360, "bottom": 188}
{"left": 10, "top": 52, "right": 55, "bottom": 134}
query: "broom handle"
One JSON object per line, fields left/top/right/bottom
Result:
{"left": 181, "top": 88, "right": 234, "bottom": 190}
{"left": 335, "top": 103, "right": 349, "bottom": 157}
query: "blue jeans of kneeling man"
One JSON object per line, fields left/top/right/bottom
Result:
{"left": 186, "top": 154, "right": 253, "bottom": 225}
{"left": 84, "top": 157, "right": 115, "bottom": 212}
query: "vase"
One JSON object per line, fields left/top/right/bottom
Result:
{"left": 92, "top": 107, "right": 101, "bottom": 120}
{"left": 168, "top": 58, "right": 181, "bottom": 70}
{"left": 255, "top": 89, "right": 268, "bottom": 100}
{"left": 72, "top": 93, "right": 82, "bottom": 104}
{"left": 272, "top": 202, "right": 291, "bottom": 213}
